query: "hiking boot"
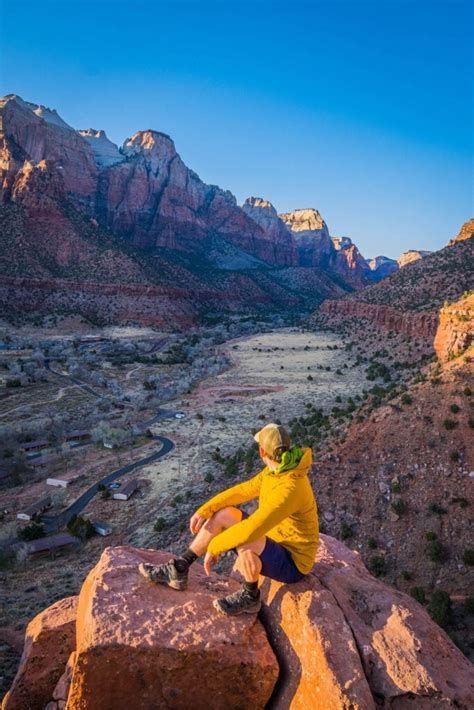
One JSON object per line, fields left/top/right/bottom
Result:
{"left": 138, "top": 558, "right": 188, "bottom": 591}
{"left": 213, "top": 588, "right": 261, "bottom": 616}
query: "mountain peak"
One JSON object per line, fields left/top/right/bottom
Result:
{"left": 77, "top": 128, "right": 124, "bottom": 167}
{"left": 279, "top": 208, "right": 327, "bottom": 233}
{"left": 123, "top": 129, "right": 176, "bottom": 157}
{"left": 0, "top": 94, "right": 72, "bottom": 130}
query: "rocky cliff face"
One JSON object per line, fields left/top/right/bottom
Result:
{"left": 1, "top": 94, "right": 387, "bottom": 324}
{"left": 448, "top": 218, "right": 474, "bottom": 246}
{"left": 398, "top": 249, "right": 432, "bottom": 268}
{"left": 0, "top": 96, "right": 291, "bottom": 266}
{"left": 366, "top": 254, "right": 399, "bottom": 280}
{"left": 316, "top": 299, "right": 439, "bottom": 337}
{"left": 3, "top": 540, "right": 473, "bottom": 710}
{"left": 279, "top": 208, "right": 333, "bottom": 268}
{"left": 309, "top": 229, "right": 474, "bottom": 338}
{"left": 434, "top": 292, "right": 474, "bottom": 362}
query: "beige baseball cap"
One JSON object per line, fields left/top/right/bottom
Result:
{"left": 254, "top": 423, "right": 291, "bottom": 459}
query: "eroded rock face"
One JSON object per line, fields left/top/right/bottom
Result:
{"left": 318, "top": 299, "right": 439, "bottom": 337}
{"left": 433, "top": 292, "right": 474, "bottom": 362}
{"left": 398, "top": 249, "right": 432, "bottom": 268}
{"left": 260, "top": 571, "right": 375, "bottom": 709}
{"left": 280, "top": 208, "right": 334, "bottom": 268}
{"left": 448, "top": 218, "right": 474, "bottom": 246}
{"left": 67, "top": 547, "right": 278, "bottom": 710}
{"left": 261, "top": 535, "right": 474, "bottom": 709}
{"left": 314, "top": 536, "right": 474, "bottom": 708}
{"left": 1, "top": 596, "right": 77, "bottom": 710}
{"left": 366, "top": 255, "right": 399, "bottom": 280}
{"left": 5, "top": 540, "right": 474, "bottom": 710}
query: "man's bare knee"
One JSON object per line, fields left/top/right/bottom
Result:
{"left": 205, "top": 506, "right": 241, "bottom": 532}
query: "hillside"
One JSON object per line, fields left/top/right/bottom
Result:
{"left": 0, "top": 94, "right": 386, "bottom": 326}
{"left": 305, "top": 292, "right": 474, "bottom": 657}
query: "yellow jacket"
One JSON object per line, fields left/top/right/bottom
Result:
{"left": 196, "top": 447, "right": 319, "bottom": 574}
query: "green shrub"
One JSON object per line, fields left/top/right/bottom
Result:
{"left": 450, "top": 403, "right": 460, "bottom": 414}
{"left": 463, "top": 387, "right": 472, "bottom": 396}
{"left": 67, "top": 515, "right": 95, "bottom": 541}
{"left": 465, "top": 596, "right": 474, "bottom": 614}
{"left": 0, "top": 548, "right": 16, "bottom": 570}
{"left": 391, "top": 482, "right": 401, "bottom": 494}
{"left": 204, "top": 472, "right": 214, "bottom": 483}
{"left": 410, "top": 587, "right": 426, "bottom": 604}
{"left": 428, "top": 590, "right": 451, "bottom": 627}
{"left": 428, "top": 502, "right": 447, "bottom": 515}
{"left": 402, "top": 570, "right": 412, "bottom": 581}
{"left": 18, "top": 522, "right": 45, "bottom": 541}
{"left": 462, "top": 549, "right": 474, "bottom": 566}
{"left": 340, "top": 522, "right": 353, "bottom": 540}
{"left": 425, "top": 539, "right": 446, "bottom": 562}
{"left": 368, "top": 555, "right": 386, "bottom": 577}
{"left": 153, "top": 517, "right": 167, "bottom": 532}
{"left": 425, "top": 531, "right": 437, "bottom": 541}
{"left": 449, "top": 451, "right": 460, "bottom": 462}
{"left": 443, "top": 419, "right": 458, "bottom": 430}
{"left": 401, "top": 393, "right": 412, "bottom": 405}
{"left": 367, "top": 537, "right": 377, "bottom": 549}
{"left": 391, "top": 499, "right": 406, "bottom": 515}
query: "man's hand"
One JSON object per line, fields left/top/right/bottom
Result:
{"left": 190, "top": 512, "right": 205, "bottom": 535}
{"left": 204, "top": 550, "right": 218, "bottom": 576}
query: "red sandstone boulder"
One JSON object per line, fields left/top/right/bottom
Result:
{"left": 261, "top": 536, "right": 474, "bottom": 709}
{"left": 260, "top": 573, "right": 375, "bottom": 709}
{"left": 66, "top": 546, "right": 278, "bottom": 710}
{"left": 315, "top": 535, "right": 474, "bottom": 708}
{"left": 1, "top": 595, "right": 78, "bottom": 710}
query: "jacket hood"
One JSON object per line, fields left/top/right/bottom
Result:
{"left": 267, "top": 447, "right": 312, "bottom": 478}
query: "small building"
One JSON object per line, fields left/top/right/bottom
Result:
{"left": 24, "top": 532, "right": 77, "bottom": 556}
{"left": 66, "top": 430, "right": 90, "bottom": 442}
{"left": 113, "top": 479, "right": 139, "bottom": 501}
{"left": 92, "top": 520, "right": 113, "bottom": 536}
{"left": 17, "top": 495, "right": 52, "bottom": 521}
{"left": 46, "top": 477, "right": 69, "bottom": 488}
{"left": 21, "top": 438, "right": 50, "bottom": 452}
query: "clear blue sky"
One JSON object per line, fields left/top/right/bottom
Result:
{"left": 1, "top": 0, "right": 472, "bottom": 259}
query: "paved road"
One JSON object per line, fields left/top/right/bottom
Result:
{"left": 42, "top": 435, "right": 174, "bottom": 532}
{"left": 39, "top": 346, "right": 177, "bottom": 533}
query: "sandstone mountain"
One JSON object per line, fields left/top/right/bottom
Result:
{"left": 366, "top": 254, "right": 399, "bottom": 280}
{"left": 398, "top": 249, "right": 432, "bottom": 268}
{"left": 448, "top": 217, "right": 474, "bottom": 246}
{"left": 4, "top": 539, "right": 473, "bottom": 710}
{"left": 1, "top": 94, "right": 378, "bottom": 326}
{"left": 310, "top": 221, "right": 473, "bottom": 338}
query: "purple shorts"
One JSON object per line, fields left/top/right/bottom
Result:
{"left": 235, "top": 511, "right": 305, "bottom": 584}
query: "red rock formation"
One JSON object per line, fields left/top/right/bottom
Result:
{"left": 68, "top": 547, "right": 278, "bottom": 710}
{"left": 332, "top": 243, "right": 372, "bottom": 289}
{"left": 5, "top": 541, "right": 473, "bottom": 709}
{"left": 261, "top": 535, "right": 474, "bottom": 708}
{"left": 448, "top": 218, "right": 474, "bottom": 246}
{"left": 0, "top": 95, "right": 97, "bottom": 208}
{"left": 279, "top": 208, "right": 334, "bottom": 268}
{"left": 434, "top": 293, "right": 474, "bottom": 362}
{"left": 1, "top": 596, "right": 77, "bottom": 710}
{"left": 318, "top": 299, "right": 439, "bottom": 337}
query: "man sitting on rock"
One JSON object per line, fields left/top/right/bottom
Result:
{"left": 139, "top": 423, "right": 319, "bottom": 616}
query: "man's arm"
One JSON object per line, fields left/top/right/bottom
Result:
{"left": 207, "top": 480, "right": 298, "bottom": 557}
{"left": 195, "top": 470, "right": 263, "bottom": 519}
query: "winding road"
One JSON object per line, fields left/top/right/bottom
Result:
{"left": 42, "top": 435, "right": 174, "bottom": 533}
{"left": 40, "top": 351, "right": 176, "bottom": 533}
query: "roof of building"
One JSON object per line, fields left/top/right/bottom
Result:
{"left": 21, "top": 496, "right": 51, "bottom": 517}
{"left": 25, "top": 532, "right": 77, "bottom": 555}
{"left": 113, "top": 479, "right": 139, "bottom": 498}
